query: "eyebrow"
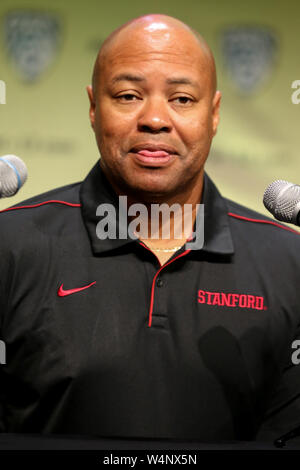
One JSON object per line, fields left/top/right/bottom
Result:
{"left": 111, "top": 73, "right": 199, "bottom": 89}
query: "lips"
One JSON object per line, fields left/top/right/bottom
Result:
{"left": 130, "top": 143, "right": 178, "bottom": 156}
{"left": 137, "top": 149, "right": 169, "bottom": 158}
{"left": 129, "top": 143, "right": 178, "bottom": 166}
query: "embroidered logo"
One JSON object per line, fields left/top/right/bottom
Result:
{"left": 58, "top": 281, "right": 96, "bottom": 297}
{"left": 198, "top": 290, "right": 267, "bottom": 310}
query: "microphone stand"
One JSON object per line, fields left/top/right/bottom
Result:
{"left": 274, "top": 424, "right": 300, "bottom": 447}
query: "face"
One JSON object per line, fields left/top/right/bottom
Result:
{"left": 87, "top": 21, "right": 221, "bottom": 202}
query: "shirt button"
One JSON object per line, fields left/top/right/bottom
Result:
{"left": 157, "top": 278, "right": 164, "bottom": 288}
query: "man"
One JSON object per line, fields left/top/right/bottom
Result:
{"left": 0, "top": 13, "right": 300, "bottom": 442}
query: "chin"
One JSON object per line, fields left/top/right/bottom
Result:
{"left": 115, "top": 165, "right": 180, "bottom": 199}
{"left": 127, "top": 180, "right": 177, "bottom": 202}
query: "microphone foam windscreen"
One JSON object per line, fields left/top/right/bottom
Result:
{"left": 263, "top": 180, "right": 300, "bottom": 223}
{"left": 0, "top": 155, "right": 28, "bottom": 197}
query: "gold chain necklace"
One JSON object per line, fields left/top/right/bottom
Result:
{"left": 151, "top": 246, "right": 185, "bottom": 252}
{"left": 142, "top": 243, "right": 186, "bottom": 253}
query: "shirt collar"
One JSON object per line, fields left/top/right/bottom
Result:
{"left": 79, "top": 161, "right": 234, "bottom": 256}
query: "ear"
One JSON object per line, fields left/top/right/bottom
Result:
{"left": 211, "top": 90, "right": 221, "bottom": 137}
{"left": 86, "top": 85, "right": 96, "bottom": 130}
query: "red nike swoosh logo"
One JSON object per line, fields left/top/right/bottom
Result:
{"left": 58, "top": 281, "right": 96, "bottom": 297}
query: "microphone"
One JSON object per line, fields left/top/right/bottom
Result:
{"left": 0, "top": 155, "right": 28, "bottom": 198}
{"left": 263, "top": 180, "right": 300, "bottom": 226}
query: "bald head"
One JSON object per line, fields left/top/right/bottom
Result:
{"left": 91, "top": 14, "right": 217, "bottom": 98}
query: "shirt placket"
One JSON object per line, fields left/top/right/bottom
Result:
{"left": 139, "top": 242, "right": 191, "bottom": 328}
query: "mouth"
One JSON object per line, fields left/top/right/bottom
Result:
{"left": 129, "top": 145, "right": 178, "bottom": 167}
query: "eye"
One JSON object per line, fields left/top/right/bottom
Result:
{"left": 173, "top": 96, "right": 193, "bottom": 105}
{"left": 116, "top": 94, "right": 139, "bottom": 102}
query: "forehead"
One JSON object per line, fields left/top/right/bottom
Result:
{"left": 100, "top": 25, "right": 209, "bottom": 81}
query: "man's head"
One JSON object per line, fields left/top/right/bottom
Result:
{"left": 87, "top": 14, "right": 221, "bottom": 203}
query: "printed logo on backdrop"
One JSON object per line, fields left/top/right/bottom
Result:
{"left": 221, "top": 26, "right": 278, "bottom": 94}
{"left": 4, "top": 10, "right": 61, "bottom": 82}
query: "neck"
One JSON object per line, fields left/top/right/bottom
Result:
{"left": 100, "top": 163, "right": 205, "bottom": 248}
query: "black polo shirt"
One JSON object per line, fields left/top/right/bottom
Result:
{"left": 1, "top": 160, "right": 300, "bottom": 442}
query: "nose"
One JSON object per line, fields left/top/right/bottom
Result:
{"left": 137, "top": 97, "right": 172, "bottom": 133}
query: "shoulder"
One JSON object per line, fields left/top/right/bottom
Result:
{"left": 0, "top": 182, "right": 81, "bottom": 222}
{"left": 0, "top": 182, "right": 82, "bottom": 250}
{"left": 225, "top": 197, "right": 300, "bottom": 255}
{"left": 226, "top": 198, "right": 300, "bottom": 234}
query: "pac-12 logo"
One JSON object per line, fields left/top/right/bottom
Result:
{"left": 221, "top": 26, "right": 277, "bottom": 94}
{"left": 4, "top": 10, "right": 61, "bottom": 82}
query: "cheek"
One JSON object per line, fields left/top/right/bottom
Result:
{"left": 94, "top": 110, "right": 131, "bottom": 159}
{"left": 180, "top": 119, "right": 212, "bottom": 151}
{"left": 177, "top": 107, "right": 213, "bottom": 141}
{"left": 176, "top": 115, "right": 214, "bottom": 167}
{"left": 97, "top": 101, "right": 134, "bottom": 139}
